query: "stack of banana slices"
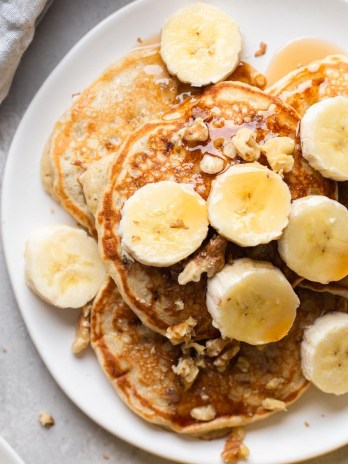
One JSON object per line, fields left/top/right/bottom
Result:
{"left": 25, "top": 1, "right": 348, "bottom": 461}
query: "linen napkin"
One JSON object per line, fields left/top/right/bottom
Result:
{"left": 0, "top": 0, "right": 50, "bottom": 104}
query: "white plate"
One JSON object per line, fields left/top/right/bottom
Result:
{"left": 2, "top": 0, "right": 348, "bottom": 463}
{"left": 0, "top": 437, "right": 26, "bottom": 464}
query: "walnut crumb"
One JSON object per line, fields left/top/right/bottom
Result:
{"left": 200, "top": 154, "right": 224, "bottom": 174}
{"left": 170, "top": 219, "right": 189, "bottom": 229}
{"left": 183, "top": 117, "right": 209, "bottom": 142}
{"left": 262, "top": 136, "right": 295, "bottom": 174}
{"left": 71, "top": 303, "right": 91, "bottom": 354}
{"left": 136, "top": 37, "right": 143, "bottom": 44}
{"left": 39, "top": 411, "right": 55, "bottom": 428}
{"left": 304, "top": 421, "right": 310, "bottom": 427}
{"left": 190, "top": 404, "right": 216, "bottom": 421}
{"left": 232, "top": 128, "right": 261, "bottom": 162}
{"left": 255, "top": 41, "right": 267, "bottom": 57}
{"left": 206, "top": 338, "right": 231, "bottom": 357}
{"left": 266, "top": 377, "right": 284, "bottom": 390}
{"left": 172, "top": 356, "right": 199, "bottom": 390}
{"left": 262, "top": 398, "right": 287, "bottom": 411}
{"left": 166, "top": 317, "right": 197, "bottom": 345}
{"left": 174, "top": 299, "right": 185, "bottom": 310}
{"left": 214, "top": 343, "right": 240, "bottom": 372}
{"left": 221, "top": 427, "right": 249, "bottom": 463}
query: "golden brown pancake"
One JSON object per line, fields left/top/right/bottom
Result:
{"left": 96, "top": 81, "right": 336, "bottom": 338}
{"left": 42, "top": 46, "right": 181, "bottom": 235}
{"left": 267, "top": 54, "right": 348, "bottom": 117}
{"left": 91, "top": 278, "right": 346, "bottom": 435}
{"left": 42, "top": 41, "right": 266, "bottom": 236}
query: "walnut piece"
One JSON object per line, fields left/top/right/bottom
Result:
{"left": 183, "top": 117, "right": 209, "bottom": 142}
{"left": 200, "top": 154, "right": 224, "bottom": 174}
{"left": 266, "top": 377, "right": 284, "bottom": 390}
{"left": 262, "top": 398, "right": 287, "bottom": 411}
{"left": 262, "top": 136, "right": 295, "bottom": 174}
{"left": 235, "top": 356, "right": 250, "bottom": 373}
{"left": 174, "top": 299, "right": 185, "bottom": 310}
{"left": 71, "top": 303, "right": 91, "bottom": 354}
{"left": 221, "top": 427, "right": 249, "bottom": 463}
{"left": 178, "top": 235, "right": 227, "bottom": 285}
{"left": 214, "top": 343, "right": 240, "bottom": 372}
{"left": 254, "top": 41, "right": 267, "bottom": 57}
{"left": 223, "top": 141, "right": 237, "bottom": 159}
{"left": 172, "top": 356, "right": 199, "bottom": 390}
{"left": 232, "top": 128, "right": 261, "bottom": 162}
{"left": 39, "top": 411, "right": 55, "bottom": 428}
{"left": 206, "top": 338, "right": 231, "bottom": 357}
{"left": 166, "top": 316, "right": 197, "bottom": 345}
{"left": 190, "top": 404, "right": 216, "bottom": 421}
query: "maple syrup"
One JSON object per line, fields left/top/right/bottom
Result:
{"left": 266, "top": 37, "right": 346, "bottom": 86}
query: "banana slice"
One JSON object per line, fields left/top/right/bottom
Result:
{"left": 301, "top": 312, "right": 348, "bottom": 395}
{"left": 119, "top": 181, "right": 208, "bottom": 267}
{"left": 160, "top": 3, "right": 242, "bottom": 87}
{"left": 278, "top": 196, "right": 348, "bottom": 284}
{"left": 206, "top": 258, "right": 299, "bottom": 345}
{"left": 208, "top": 163, "right": 291, "bottom": 247}
{"left": 25, "top": 225, "right": 106, "bottom": 308}
{"left": 300, "top": 96, "right": 348, "bottom": 181}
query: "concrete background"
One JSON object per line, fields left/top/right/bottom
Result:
{"left": 0, "top": 1, "right": 347, "bottom": 463}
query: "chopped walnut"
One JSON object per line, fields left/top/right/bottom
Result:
{"left": 166, "top": 317, "right": 197, "bottom": 345}
{"left": 221, "top": 427, "right": 249, "bottom": 463}
{"left": 262, "top": 136, "right": 295, "bottom": 174}
{"left": 172, "top": 356, "right": 199, "bottom": 390}
{"left": 182, "top": 342, "right": 206, "bottom": 355}
{"left": 200, "top": 154, "right": 224, "bottom": 174}
{"left": 183, "top": 117, "right": 209, "bottom": 142}
{"left": 255, "top": 41, "right": 267, "bottom": 57}
{"left": 206, "top": 338, "right": 231, "bottom": 357}
{"left": 266, "top": 377, "right": 284, "bottom": 390}
{"left": 235, "top": 356, "right": 250, "bottom": 373}
{"left": 232, "top": 128, "right": 261, "bottom": 162}
{"left": 178, "top": 235, "right": 227, "bottom": 285}
{"left": 71, "top": 303, "right": 91, "bottom": 354}
{"left": 223, "top": 141, "right": 237, "bottom": 159}
{"left": 39, "top": 411, "right": 55, "bottom": 428}
{"left": 262, "top": 398, "right": 287, "bottom": 411}
{"left": 214, "top": 343, "right": 240, "bottom": 372}
{"left": 174, "top": 299, "right": 185, "bottom": 310}
{"left": 190, "top": 404, "right": 216, "bottom": 421}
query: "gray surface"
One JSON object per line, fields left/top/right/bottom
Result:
{"left": 0, "top": 1, "right": 347, "bottom": 463}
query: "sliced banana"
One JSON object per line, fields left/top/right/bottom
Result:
{"left": 25, "top": 225, "right": 106, "bottom": 309}
{"left": 119, "top": 181, "right": 208, "bottom": 267}
{"left": 208, "top": 162, "right": 291, "bottom": 247}
{"left": 206, "top": 258, "right": 299, "bottom": 345}
{"left": 160, "top": 3, "right": 242, "bottom": 87}
{"left": 301, "top": 312, "right": 348, "bottom": 395}
{"left": 300, "top": 96, "right": 348, "bottom": 181}
{"left": 278, "top": 196, "right": 348, "bottom": 284}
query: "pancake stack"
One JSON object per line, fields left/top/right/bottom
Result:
{"left": 35, "top": 4, "right": 348, "bottom": 462}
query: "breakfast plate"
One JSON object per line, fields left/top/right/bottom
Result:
{"left": 2, "top": 0, "right": 348, "bottom": 463}
{"left": 0, "top": 437, "right": 26, "bottom": 464}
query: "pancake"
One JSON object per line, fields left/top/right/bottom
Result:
{"left": 96, "top": 81, "right": 336, "bottom": 338}
{"left": 267, "top": 54, "right": 348, "bottom": 117}
{"left": 91, "top": 277, "right": 346, "bottom": 436}
{"left": 42, "top": 46, "right": 182, "bottom": 235}
{"left": 43, "top": 42, "right": 266, "bottom": 236}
